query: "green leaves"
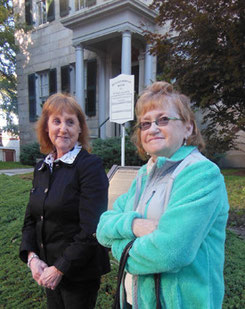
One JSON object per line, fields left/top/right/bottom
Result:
{"left": 0, "top": 0, "right": 18, "bottom": 134}
{"left": 147, "top": 0, "right": 245, "bottom": 157}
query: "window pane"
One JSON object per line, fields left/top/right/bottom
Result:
{"left": 87, "top": 0, "right": 96, "bottom": 8}
{"left": 47, "top": 0, "right": 55, "bottom": 22}
{"left": 60, "top": 0, "right": 69, "bottom": 17}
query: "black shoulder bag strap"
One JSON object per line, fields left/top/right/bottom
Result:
{"left": 154, "top": 273, "right": 162, "bottom": 309}
{"left": 113, "top": 240, "right": 162, "bottom": 309}
{"left": 113, "top": 240, "right": 135, "bottom": 309}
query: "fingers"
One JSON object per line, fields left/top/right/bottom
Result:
{"left": 38, "top": 266, "right": 63, "bottom": 290}
{"left": 132, "top": 218, "right": 158, "bottom": 237}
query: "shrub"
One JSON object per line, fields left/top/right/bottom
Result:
{"left": 91, "top": 137, "right": 145, "bottom": 169}
{"left": 20, "top": 142, "right": 44, "bottom": 166}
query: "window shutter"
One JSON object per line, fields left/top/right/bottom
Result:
{"left": 61, "top": 66, "right": 70, "bottom": 93}
{"left": 47, "top": 0, "right": 55, "bottom": 22}
{"left": 60, "top": 0, "right": 69, "bottom": 17}
{"left": 49, "top": 68, "right": 57, "bottom": 95}
{"left": 25, "top": 0, "right": 33, "bottom": 25}
{"left": 28, "top": 74, "right": 37, "bottom": 122}
{"left": 86, "top": 60, "right": 96, "bottom": 117}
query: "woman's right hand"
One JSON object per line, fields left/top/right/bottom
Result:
{"left": 29, "top": 256, "right": 48, "bottom": 283}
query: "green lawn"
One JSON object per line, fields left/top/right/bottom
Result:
{"left": 0, "top": 161, "right": 32, "bottom": 169}
{"left": 0, "top": 170, "right": 244, "bottom": 308}
{"left": 221, "top": 169, "right": 245, "bottom": 227}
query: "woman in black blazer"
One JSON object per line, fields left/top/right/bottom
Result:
{"left": 19, "top": 93, "right": 110, "bottom": 309}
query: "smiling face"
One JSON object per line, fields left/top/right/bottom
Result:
{"left": 47, "top": 110, "right": 81, "bottom": 158}
{"left": 140, "top": 104, "right": 193, "bottom": 160}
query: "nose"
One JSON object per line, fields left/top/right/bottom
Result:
{"left": 148, "top": 121, "right": 160, "bottom": 133}
{"left": 59, "top": 121, "right": 68, "bottom": 133}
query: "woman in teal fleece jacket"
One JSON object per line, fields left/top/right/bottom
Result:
{"left": 97, "top": 82, "right": 229, "bottom": 309}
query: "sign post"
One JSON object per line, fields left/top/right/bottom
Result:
{"left": 109, "top": 74, "right": 134, "bottom": 166}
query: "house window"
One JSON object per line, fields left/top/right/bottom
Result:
{"left": 26, "top": 1, "right": 55, "bottom": 26}
{"left": 61, "top": 64, "right": 75, "bottom": 95}
{"left": 36, "top": 0, "right": 55, "bottom": 25}
{"left": 75, "top": 0, "right": 96, "bottom": 11}
{"left": 85, "top": 59, "right": 97, "bottom": 117}
{"left": 60, "top": 0, "right": 69, "bottom": 17}
{"left": 28, "top": 69, "right": 57, "bottom": 122}
{"left": 38, "top": 70, "right": 49, "bottom": 104}
{"left": 25, "top": 0, "right": 33, "bottom": 25}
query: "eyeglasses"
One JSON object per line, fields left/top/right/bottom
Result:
{"left": 138, "top": 116, "right": 183, "bottom": 131}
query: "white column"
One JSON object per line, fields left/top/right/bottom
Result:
{"left": 121, "top": 31, "right": 132, "bottom": 75}
{"left": 144, "top": 44, "right": 153, "bottom": 87}
{"left": 98, "top": 55, "right": 106, "bottom": 139}
{"left": 75, "top": 44, "right": 85, "bottom": 111}
{"left": 121, "top": 31, "right": 132, "bottom": 165}
{"left": 138, "top": 50, "right": 145, "bottom": 93}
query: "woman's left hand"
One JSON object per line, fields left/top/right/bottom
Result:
{"left": 38, "top": 266, "right": 63, "bottom": 290}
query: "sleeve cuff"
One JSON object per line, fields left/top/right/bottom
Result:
{"left": 53, "top": 256, "right": 71, "bottom": 274}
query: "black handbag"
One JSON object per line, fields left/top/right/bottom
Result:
{"left": 113, "top": 240, "right": 162, "bottom": 309}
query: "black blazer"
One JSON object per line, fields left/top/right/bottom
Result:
{"left": 19, "top": 149, "right": 110, "bottom": 283}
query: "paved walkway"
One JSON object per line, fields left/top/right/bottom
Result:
{"left": 0, "top": 168, "right": 34, "bottom": 176}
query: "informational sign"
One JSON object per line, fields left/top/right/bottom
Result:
{"left": 109, "top": 74, "right": 134, "bottom": 124}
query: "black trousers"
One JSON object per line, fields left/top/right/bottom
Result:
{"left": 46, "top": 278, "right": 100, "bottom": 309}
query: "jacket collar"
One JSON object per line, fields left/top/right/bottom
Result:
{"left": 38, "top": 143, "right": 82, "bottom": 171}
{"left": 138, "top": 146, "right": 197, "bottom": 176}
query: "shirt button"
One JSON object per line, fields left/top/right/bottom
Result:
{"left": 40, "top": 216, "right": 43, "bottom": 221}
{"left": 40, "top": 243, "right": 44, "bottom": 248}
{"left": 44, "top": 188, "right": 48, "bottom": 193}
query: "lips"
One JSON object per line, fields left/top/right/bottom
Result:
{"left": 57, "top": 136, "right": 69, "bottom": 139}
{"left": 148, "top": 137, "right": 165, "bottom": 142}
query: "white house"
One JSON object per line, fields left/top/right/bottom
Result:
{"left": 14, "top": 0, "right": 159, "bottom": 141}
{"left": 13, "top": 0, "right": 245, "bottom": 167}
{"left": 0, "top": 130, "right": 20, "bottom": 162}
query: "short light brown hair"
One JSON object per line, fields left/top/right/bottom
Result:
{"left": 132, "top": 81, "right": 205, "bottom": 160}
{"left": 36, "top": 93, "right": 90, "bottom": 154}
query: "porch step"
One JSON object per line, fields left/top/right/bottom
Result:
{"left": 107, "top": 165, "right": 140, "bottom": 210}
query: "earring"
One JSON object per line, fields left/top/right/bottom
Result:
{"left": 146, "top": 152, "right": 150, "bottom": 156}
{"left": 183, "top": 138, "right": 187, "bottom": 146}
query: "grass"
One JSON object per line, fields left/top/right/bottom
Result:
{"left": 0, "top": 161, "right": 32, "bottom": 169}
{"left": 221, "top": 169, "right": 245, "bottom": 227}
{"left": 0, "top": 170, "right": 244, "bottom": 308}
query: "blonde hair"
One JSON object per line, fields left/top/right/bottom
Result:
{"left": 132, "top": 81, "right": 205, "bottom": 160}
{"left": 36, "top": 93, "right": 90, "bottom": 154}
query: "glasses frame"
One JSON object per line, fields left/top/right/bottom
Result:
{"left": 138, "top": 116, "right": 183, "bottom": 131}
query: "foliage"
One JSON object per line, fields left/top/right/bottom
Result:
{"left": 0, "top": 171, "right": 244, "bottom": 307}
{"left": 20, "top": 142, "right": 43, "bottom": 166}
{"left": 146, "top": 0, "right": 245, "bottom": 155}
{"left": 91, "top": 137, "right": 145, "bottom": 170}
{"left": 0, "top": 0, "right": 19, "bottom": 134}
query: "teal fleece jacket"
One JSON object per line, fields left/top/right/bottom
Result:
{"left": 97, "top": 146, "right": 229, "bottom": 309}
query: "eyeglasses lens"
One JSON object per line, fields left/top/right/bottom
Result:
{"left": 140, "top": 117, "right": 169, "bottom": 131}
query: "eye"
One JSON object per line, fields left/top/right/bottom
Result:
{"left": 140, "top": 121, "right": 151, "bottom": 130}
{"left": 67, "top": 119, "right": 74, "bottom": 126}
{"left": 157, "top": 116, "right": 169, "bottom": 126}
{"left": 53, "top": 118, "right": 60, "bottom": 125}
